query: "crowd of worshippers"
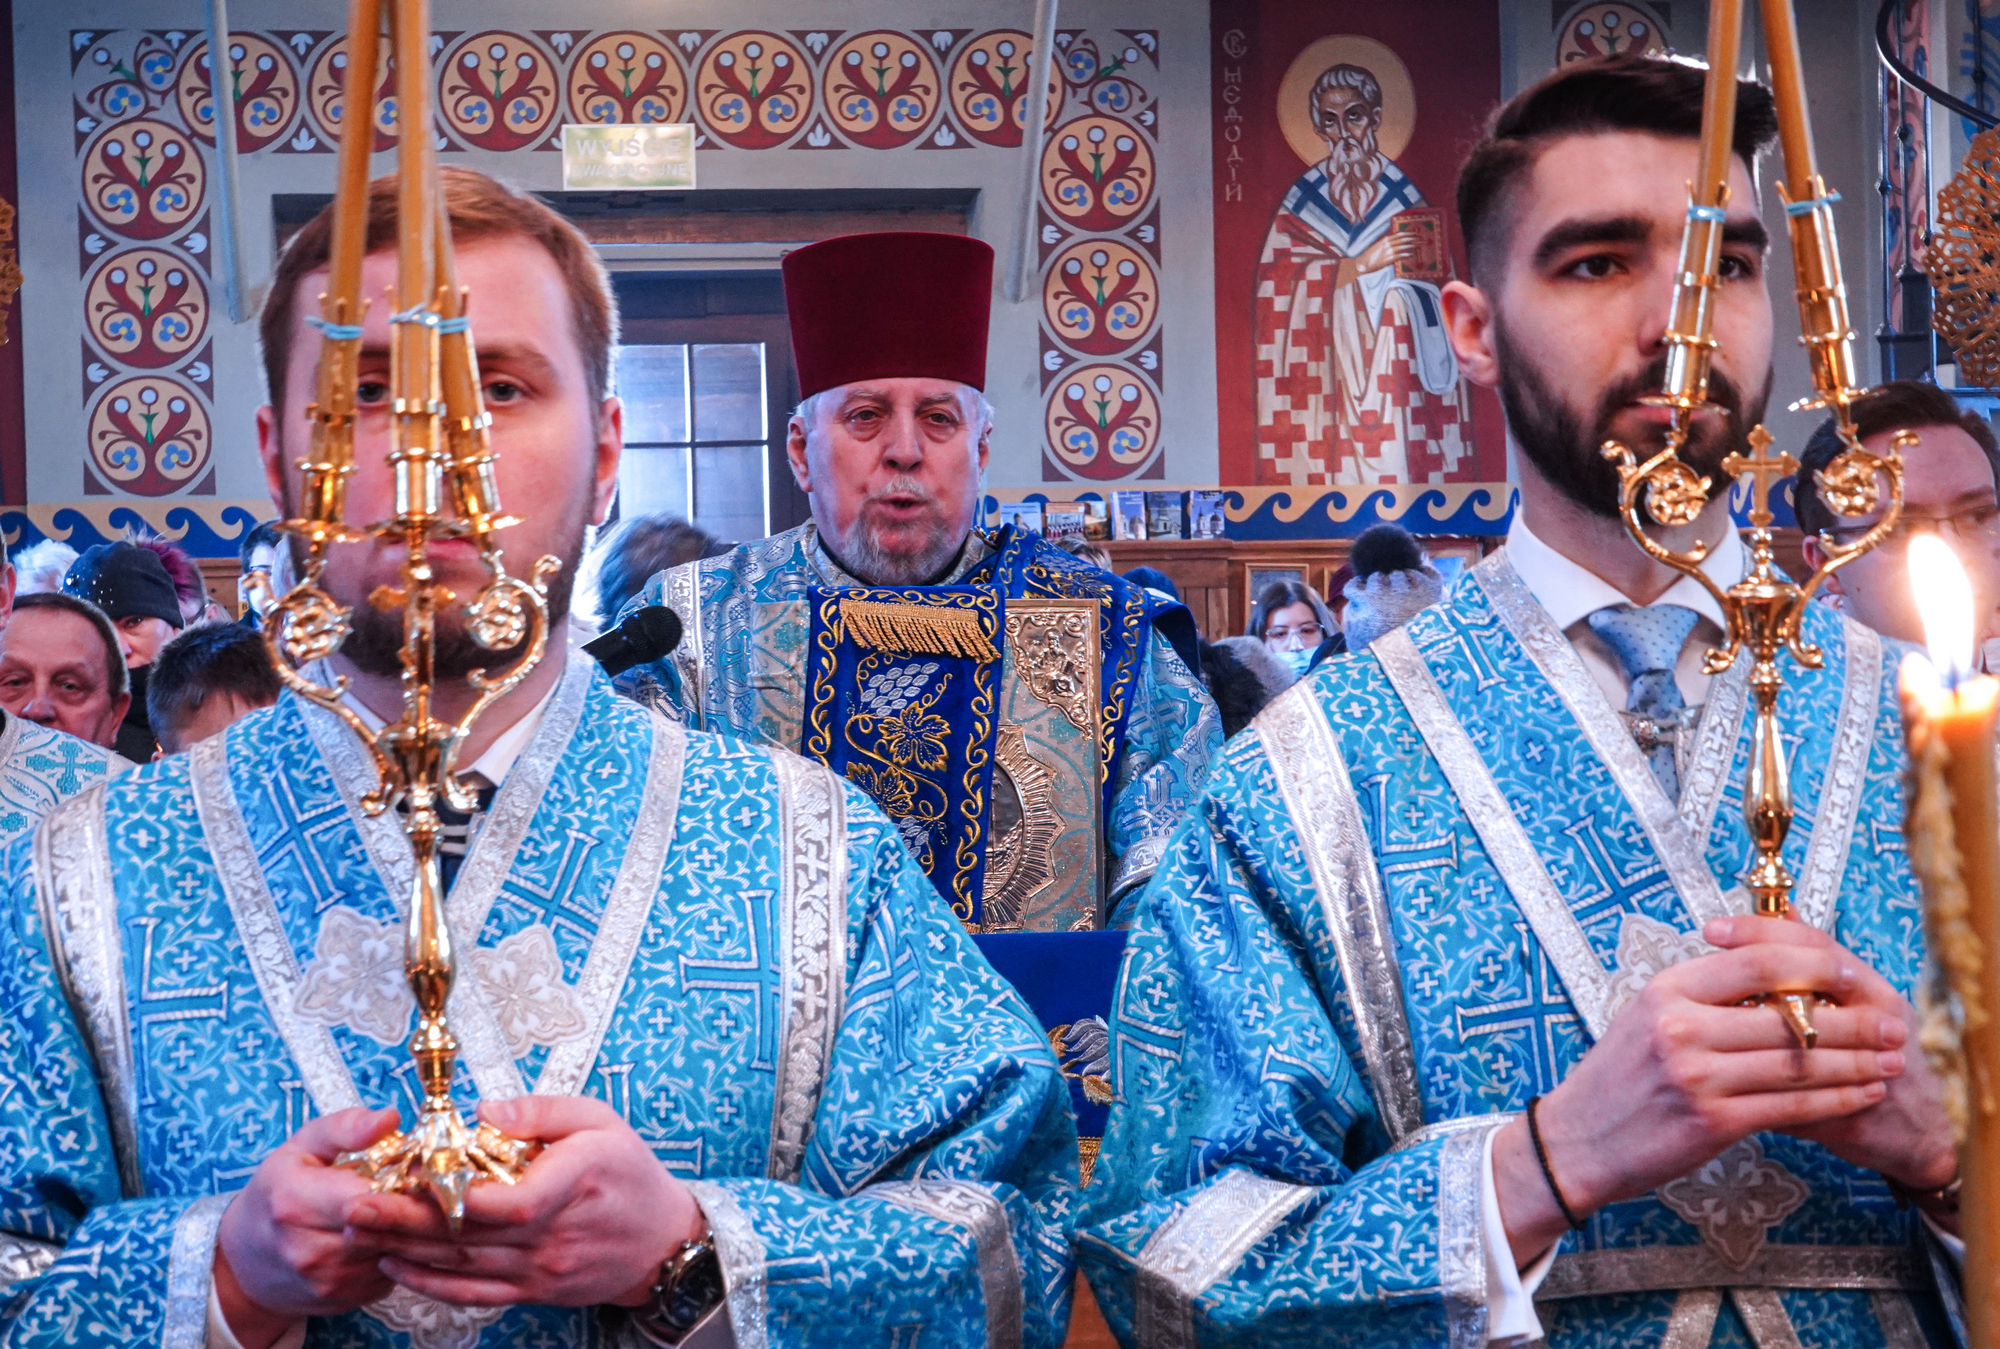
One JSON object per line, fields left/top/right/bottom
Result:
{"left": 0, "top": 381, "right": 1988, "bottom": 773}
{"left": 0, "top": 535, "right": 277, "bottom": 761}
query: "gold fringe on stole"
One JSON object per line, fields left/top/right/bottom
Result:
{"left": 838, "top": 597, "right": 1000, "bottom": 661}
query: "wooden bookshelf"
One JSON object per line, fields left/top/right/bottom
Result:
{"left": 1105, "top": 536, "right": 1496, "bottom": 638}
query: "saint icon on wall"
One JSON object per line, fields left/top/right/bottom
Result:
{"left": 1254, "top": 36, "right": 1471, "bottom": 484}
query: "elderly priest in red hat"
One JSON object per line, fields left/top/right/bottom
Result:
{"left": 620, "top": 231, "right": 1220, "bottom": 1167}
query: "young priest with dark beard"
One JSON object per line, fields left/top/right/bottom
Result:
{"left": 1079, "top": 54, "right": 1957, "bottom": 1348}
{"left": 0, "top": 168, "right": 1079, "bottom": 1349}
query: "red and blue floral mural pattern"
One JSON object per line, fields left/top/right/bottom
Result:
{"left": 1037, "top": 33, "right": 1164, "bottom": 481}
{"left": 67, "top": 25, "right": 1165, "bottom": 497}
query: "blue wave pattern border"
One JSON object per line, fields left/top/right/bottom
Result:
{"left": 6, "top": 482, "right": 1792, "bottom": 557}
{"left": 985, "top": 480, "right": 1795, "bottom": 541}
{"left": 2, "top": 503, "right": 262, "bottom": 560}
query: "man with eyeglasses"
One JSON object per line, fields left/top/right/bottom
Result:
{"left": 1796, "top": 378, "right": 2000, "bottom": 651}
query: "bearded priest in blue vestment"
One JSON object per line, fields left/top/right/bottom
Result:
{"left": 0, "top": 169, "right": 1076, "bottom": 1349}
{"left": 621, "top": 231, "right": 1222, "bottom": 1180}
{"left": 1079, "top": 58, "right": 1964, "bottom": 1349}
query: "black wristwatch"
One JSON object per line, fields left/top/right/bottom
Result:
{"left": 630, "top": 1236, "right": 725, "bottom": 1344}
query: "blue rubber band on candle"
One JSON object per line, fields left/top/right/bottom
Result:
{"left": 389, "top": 306, "right": 439, "bottom": 326}
{"left": 1686, "top": 204, "right": 1726, "bottom": 222}
{"left": 436, "top": 316, "right": 470, "bottom": 334}
{"left": 304, "top": 315, "right": 364, "bottom": 340}
{"left": 1784, "top": 190, "right": 1841, "bottom": 216}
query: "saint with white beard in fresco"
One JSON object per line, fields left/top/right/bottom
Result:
{"left": 1254, "top": 55, "right": 1472, "bottom": 485}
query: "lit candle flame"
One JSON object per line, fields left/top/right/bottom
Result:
{"left": 1909, "top": 533, "right": 1978, "bottom": 688}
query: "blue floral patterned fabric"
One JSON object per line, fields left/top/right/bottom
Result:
{"left": 621, "top": 522, "right": 1221, "bottom": 913}
{"left": 1077, "top": 559, "right": 1952, "bottom": 1349}
{"left": 0, "top": 666, "right": 1078, "bottom": 1348}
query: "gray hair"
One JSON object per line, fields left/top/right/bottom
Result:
{"left": 13, "top": 539, "right": 76, "bottom": 595}
{"left": 1309, "top": 64, "right": 1382, "bottom": 131}
{"left": 793, "top": 385, "right": 996, "bottom": 439}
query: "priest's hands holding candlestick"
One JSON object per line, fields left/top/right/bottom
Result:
{"left": 216, "top": 1098, "right": 708, "bottom": 1348}
{"left": 1493, "top": 919, "right": 1955, "bottom": 1269}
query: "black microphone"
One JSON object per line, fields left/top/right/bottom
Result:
{"left": 584, "top": 605, "right": 684, "bottom": 676}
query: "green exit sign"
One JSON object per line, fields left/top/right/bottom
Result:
{"left": 560, "top": 124, "right": 697, "bottom": 191}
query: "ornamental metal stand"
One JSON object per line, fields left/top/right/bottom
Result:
{"left": 262, "top": 0, "right": 559, "bottom": 1229}
{"left": 1602, "top": 0, "right": 1904, "bottom": 1047}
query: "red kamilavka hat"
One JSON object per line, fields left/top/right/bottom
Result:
{"left": 782, "top": 232, "right": 993, "bottom": 399}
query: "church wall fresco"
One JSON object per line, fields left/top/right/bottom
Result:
{"left": 1210, "top": 0, "right": 1507, "bottom": 493}
{"left": 1, "top": 0, "right": 1895, "bottom": 554}
{"left": 10, "top": 2, "right": 1212, "bottom": 556}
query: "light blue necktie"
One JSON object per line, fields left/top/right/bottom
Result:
{"left": 1586, "top": 603, "right": 1701, "bottom": 799}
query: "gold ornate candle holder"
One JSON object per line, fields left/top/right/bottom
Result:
{"left": 1602, "top": 0, "right": 1905, "bottom": 1047}
{"left": 1604, "top": 422, "right": 1904, "bottom": 1046}
{"left": 263, "top": 0, "right": 558, "bottom": 1229}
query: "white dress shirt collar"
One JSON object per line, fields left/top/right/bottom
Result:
{"left": 341, "top": 659, "right": 561, "bottom": 788}
{"left": 1504, "top": 510, "right": 1744, "bottom": 630}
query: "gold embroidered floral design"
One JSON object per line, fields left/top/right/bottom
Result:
{"left": 1657, "top": 1136, "right": 1809, "bottom": 1269}
{"left": 294, "top": 905, "right": 414, "bottom": 1046}
{"left": 876, "top": 694, "right": 951, "bottom": 771}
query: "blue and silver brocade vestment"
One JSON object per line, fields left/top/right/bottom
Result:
{"left": 0, "top": 654, "right": 1079, "bottom": 1348}
{"left": 0, "top": 709, "right": 126, "bottom": 850}
{"left": 625, "top": 522, "right": 1222, "bottom": 1172}
{"left": 1079, "top": 552, "right": 1958, "bottom": 1349}
{"left": 623, "top": 522, "right": 1220, "bottom": 923}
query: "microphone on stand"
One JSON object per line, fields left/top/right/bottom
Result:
{"left": 583, "top": 605, "right": 684, "bottom": 676}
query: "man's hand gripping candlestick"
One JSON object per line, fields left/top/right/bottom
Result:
{"left": 1600, "top": 0, "right": 1904, "bottom": 1049}
{"left": 261, "top": 0, "right": 559, "bottom": 1231}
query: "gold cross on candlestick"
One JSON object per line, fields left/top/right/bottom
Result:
{"left": 1721, "top": 427, "right": 1798, "bottom": 530}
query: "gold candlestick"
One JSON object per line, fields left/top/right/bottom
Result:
{"left": 1603, "top": 0, "right": 1903, "bottom": 1048}
{"left": 264, "top": 0, "right": 557, "bottom": 1230}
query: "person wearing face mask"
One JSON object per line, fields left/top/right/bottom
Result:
{"left": 60, "top": 540, "right": 186, "bottom": 761}
{"left": 1249, "top": 578, "right": 1341, "bottom": 678}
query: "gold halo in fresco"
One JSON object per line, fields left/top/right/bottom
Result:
{"left": 175, "top": 33, "right": 300, "bottom": 153}
{"left": 825, "top": 31, "right": 940, "bottom": 148}
{"left": 1275, "top": 35, "right": 1415, "bottom": 167}
{"left": 568, "top": 32, "right": 687, "bottom": 125}
{"left": 1042, "top": 239, "right": 1157, "bottom": 355}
